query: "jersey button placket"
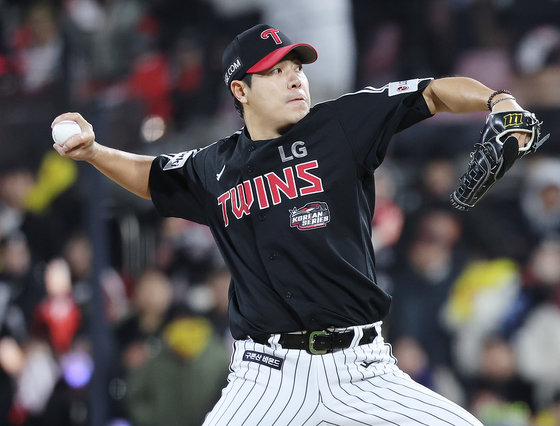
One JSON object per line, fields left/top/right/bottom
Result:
{"left": 268, "top": 252, "right": 278, "bottom": 261}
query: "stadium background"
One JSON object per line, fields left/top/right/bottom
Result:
{"left": 0, "top": 0, "right": 560, "bottom": 425}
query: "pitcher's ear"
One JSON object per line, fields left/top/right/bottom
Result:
{"left": 230, "top": 80, "right": 248, "bottom": 105}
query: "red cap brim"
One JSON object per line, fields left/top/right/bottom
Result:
{"left": 246, "top": 43, "right": 318, "bottom": 73}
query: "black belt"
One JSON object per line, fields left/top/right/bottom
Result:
{"left": 251, "top": 327, "right": 378, "bottom": 355}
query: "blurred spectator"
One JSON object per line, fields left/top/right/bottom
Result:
{"left": 513, "top": 25, "right": 560, "bottom": 108}
{"left": 514, "top": 304, "right": 560, "bottom": 409}
{"left": 63, "top": 233, "right": 92, "bottom": 284}
{"left": 389, "top": 208, "right": 464, "bottom": 366}
{"left": 0, "top": 336, "right": 24, "bottom": 424}
{"left": 125, "top": 315, "right": 229, "bottom": 426}
{"left": 519, "top": 158, "right": 560, "bottom": 247}
{"left": 8, "top": 339, "right": 62, "bottom": 425}
{"left": 416, "top": 158, "right": 459, "bottom": 209}
{"left": 87, "top": 0, "right": 146, "bottom": 84}
{"left": 0, "top": 167, "right": 36, "bottom": 238}
{"left": 0, "top": 231, "right": 44, "bottom": 340}
{"left": 467, "top": 336, "right": 535, "bottom": 414}
{"left": 101, "top": 268, "right": 129, "bottom": 325}
{"left": 113, "top": 268, "right": 176, "bottom": 368}
{"left": 168, "top": 31, "right": 207, "bottom": 127}
{"left": 31, "top": 258, "right": 81, "bottom": 356}
{"left": 522, "top": 239, "right": 560, "bottom": 309}
{"left": 63, "top": 232, "right": 93, "bottom": 309}
{"left": 203, "top": 266, "right": 231, "bottom": 344}
{"left": 12, "top": 1, "right": 64, "bottom": 94}
{"left": 444, "top": 258, "right": 521, "bottom": 376}
{"left": 371, "top": 163, "right": 404, "bottom": 258}
{"left": 154, "top": 218, "right": 223, "bottom": 286}
{"left": 127, "top": 42, "right": 172, "bottom": 123}
{"left": 502, "top": 238, "right": 560, "bottom": 336}
{"left": 62, "top": 232, "right": 128, "bottom": 326}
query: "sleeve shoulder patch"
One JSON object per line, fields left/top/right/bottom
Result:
{"left": 387, "top": 79, "right": 421, "bottom": 96}
{"left": 387, "top": 78, "right": 433, "bottom": 97}
{"left": 162, "top": 149, "right": 199, "bottom": 171}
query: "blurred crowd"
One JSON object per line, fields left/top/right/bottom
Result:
{"left": 0, "top": 0, "right": 559, "bottom": 425}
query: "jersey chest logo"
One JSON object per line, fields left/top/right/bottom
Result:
{"left": 217, "top": 160, "right": 324, "bottom": 227}
{"left": 290, "top": 201, "right": 330, "bottom": 231}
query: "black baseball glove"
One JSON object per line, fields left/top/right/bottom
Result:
{"left": 450, "top": 110, "right": 550, "bottom": 211}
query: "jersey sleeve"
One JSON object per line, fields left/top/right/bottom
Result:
{"left": 149, "top": 149, "right": 209, "bottom": 225}
{"left": 330, "top": 78, "right": 433, "bottom": 169}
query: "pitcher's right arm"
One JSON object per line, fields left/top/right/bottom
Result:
{"left": 52, "top": 112, "right": 154, "bottom": 200}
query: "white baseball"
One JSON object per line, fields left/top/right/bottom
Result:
{"left": 52, "top": 120, "right": 81, "bottom": 145}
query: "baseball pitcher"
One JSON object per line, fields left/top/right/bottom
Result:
{"left": 52, "top": 24, "right": 548, "bottom": 425}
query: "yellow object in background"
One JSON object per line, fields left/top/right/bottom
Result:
{"left": 24, "top": 151, "right": 77, "bottom": 214}
{"left": 445, "top": 258, "right": 520, "bottom": 326}
{"left": 163, "top": 317, "right": 212, "bottom": 359}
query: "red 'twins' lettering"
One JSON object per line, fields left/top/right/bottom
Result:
{"left": 217, "top": 160, "right": 323, "bottom": 227}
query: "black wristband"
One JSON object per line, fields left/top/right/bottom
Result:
{"left": 487, "top": 89, "right": 512, "bottom": 111}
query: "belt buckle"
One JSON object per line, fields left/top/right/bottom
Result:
{"left": 307, "top": 330, "right": 329, "bottom": 355}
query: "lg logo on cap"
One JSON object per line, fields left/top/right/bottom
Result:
{"left": 261, "top": 28, "right": 282, "bottom": 44}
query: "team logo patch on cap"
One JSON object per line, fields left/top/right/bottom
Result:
{"left": 289, "top": 201, "right": 330, "bottom": 231}
{"left": 260, "top": 28, "right": 282, "bottom": 44}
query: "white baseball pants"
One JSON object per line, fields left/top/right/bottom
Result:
{"left": 203, "top": 322, "right": 483, "bottom": 425}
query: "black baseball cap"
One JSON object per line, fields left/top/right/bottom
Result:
{"left": 222, "top": 24, "right": 318, "bottom": 87}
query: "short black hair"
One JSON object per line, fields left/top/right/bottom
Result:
{"left": 233, "top": 74, "right": 253, "bottom": 119}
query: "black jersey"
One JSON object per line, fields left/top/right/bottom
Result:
{"left": 149, "top": 78, "right": 433, "bottom": 339}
